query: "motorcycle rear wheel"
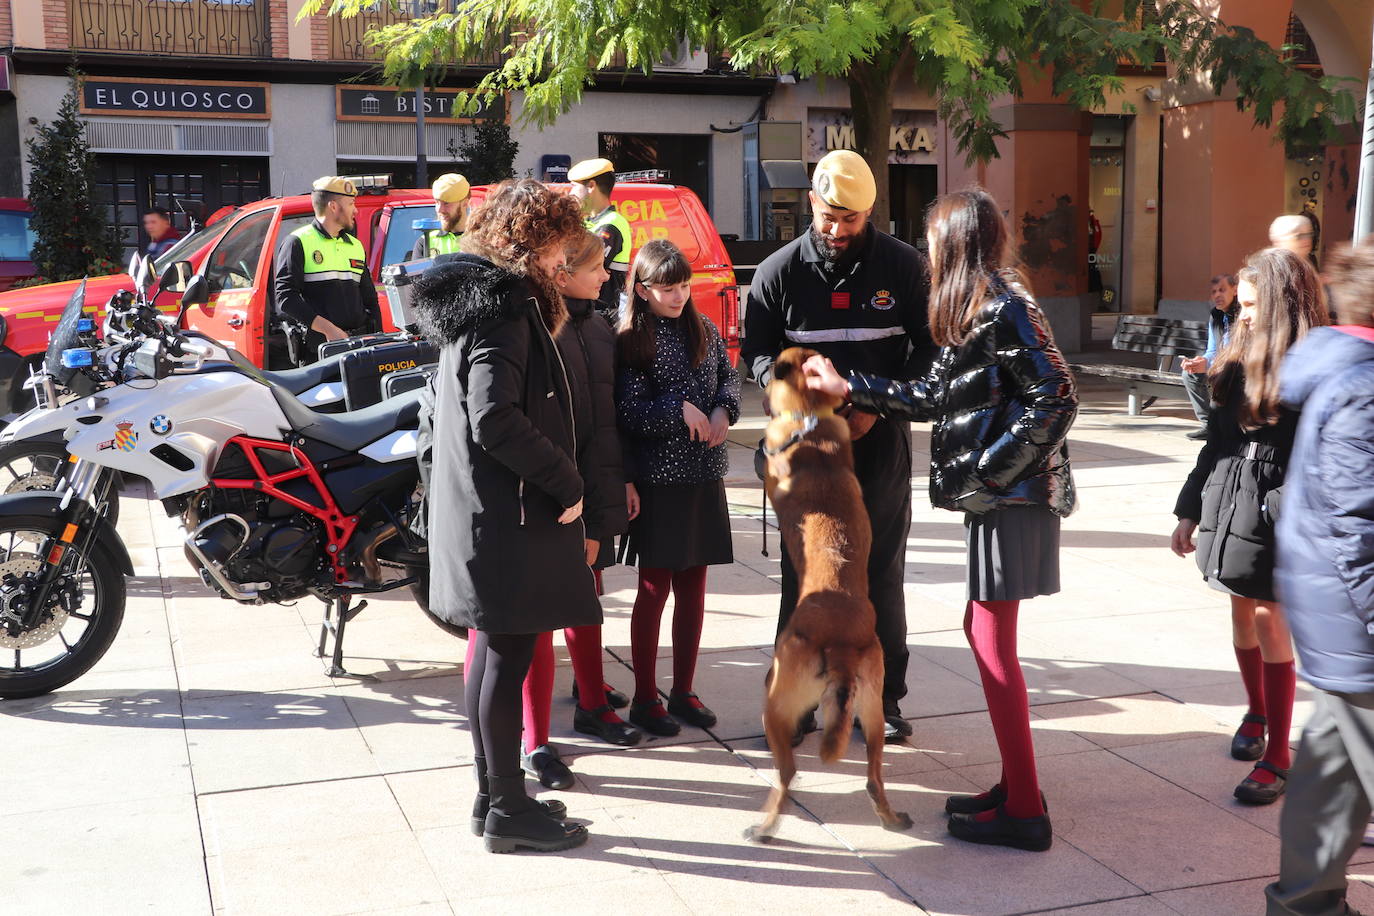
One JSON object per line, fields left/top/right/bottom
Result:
{"left": 0, "top": 515, "right": 127, "bottom": 699}
{"left": 0, "top": 439, "right": 121, "bottom": 527}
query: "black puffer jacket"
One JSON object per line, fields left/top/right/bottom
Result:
{"left": 412, "top": 254, "right": 601, "bottom": 634}
{"left": 848, "top": 281, "right": 1078, "bottom": 516}
{"left": 1174, "top": 371, "right": 1297, "bottom": 602}
{"left": 558, "top": 298, "right": 628, "bottom": 566}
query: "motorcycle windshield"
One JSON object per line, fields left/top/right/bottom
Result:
{"left": 43, "top": 279, "right": 88, "bottom": 388}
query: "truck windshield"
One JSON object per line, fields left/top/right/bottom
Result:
{"left": 382, "top": 205, "right": 434, "bottom": 268}
{"left": 153, "top": 211, "right": 240, "bottom": 277}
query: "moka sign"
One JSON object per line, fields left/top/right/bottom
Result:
{"left": 335, "top": 86, "right": 506, "bottom": 124}
{"left": 806, "top": 109, "right": 938, "bottom": 164}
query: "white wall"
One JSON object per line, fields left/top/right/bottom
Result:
{"left": 14, "top": 74, "right": 73, "bottom": 192}
{"left": 508, "top": 90, "right": 759, "bottom": 237}
{"left": 267, "top": 83, "right": 338, "bottom": 197}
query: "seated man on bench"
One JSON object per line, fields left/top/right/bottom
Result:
{"left": 1179, "top": 273, "right": 1237, "bottom": 440}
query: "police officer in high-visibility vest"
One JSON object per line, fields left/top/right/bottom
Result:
{"left": 273, "top": 176, "right": 381, "bottom": 363}
{"left": 411, "top": 172, "right": 470, "bottom": 260}
{"left": 742, "top": 150, "right": 933, "bottom": 742}
{"left": 568, "top": 157, "right": 631, "bottom": 322}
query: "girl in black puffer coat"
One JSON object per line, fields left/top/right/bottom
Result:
{"left": 805, "top": 190, "right": 1075, "bottom": 853}
{"left": 1170, "top": 247, "right": 1327, "bottom": 807}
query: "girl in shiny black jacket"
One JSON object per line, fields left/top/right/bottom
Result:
{"left": 805, "top": 189, "right": 1077, "bottom": 852}
{"left": 1170, "top": 247, "right": 1327, "bottom": 807}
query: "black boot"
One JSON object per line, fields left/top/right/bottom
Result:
{"left": 483, "top": 775, "right": 588, "bottom": 854}
{"left": 947, "top": 804, "right": 1053, "bottom": 852}
{"left": 471, "top": 757, "right": 567, "bottom": 837}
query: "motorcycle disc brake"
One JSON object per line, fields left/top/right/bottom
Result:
{"left": 0, "top": 553, "right": 70, "bottom": 649}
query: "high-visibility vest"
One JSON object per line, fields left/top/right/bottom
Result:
{"left": 424, "top": 229, "right": 463, "bottom": 257}
{"left": 292, "top": 223, "right": 366, "bottom": 284}
{"left": 586, "top": 206, "right": 632, "bottom": 269}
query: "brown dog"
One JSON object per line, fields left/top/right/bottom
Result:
{"left": 747, "top": 347, "right": 912, "bottom": 841}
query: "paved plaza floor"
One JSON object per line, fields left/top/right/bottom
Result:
{"left": 3, "top": 377, "right": 1370, "bottom": 916}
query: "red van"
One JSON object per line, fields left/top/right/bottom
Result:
{"left": 0, "top": 178, "right": 737, "bottom": 415}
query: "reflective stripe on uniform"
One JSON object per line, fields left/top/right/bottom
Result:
{"left": 785, "top": 326, "right": 906, "bottom": 344}
{"left": 302, "top": 270, "right": 362, "bottom": 283}
{"left": 587, "top": 207, "right": 632, "bottom": 265}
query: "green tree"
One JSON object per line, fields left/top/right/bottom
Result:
{"left": 307, "top": 0, "right": 1357, "bottom": 228}
{"left": 447, "top": 119, "right": 520, "bottom": 185}
{"left": 25, "top": 69, "right": 122, "bottom": 282}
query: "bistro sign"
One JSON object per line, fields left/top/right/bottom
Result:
{"left": 81, "top": 77, "right": 270, "bottom": 119}
{"left": 336, "top": 85, "right": 506, "bottom": 124}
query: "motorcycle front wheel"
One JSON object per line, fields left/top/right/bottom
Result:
{"left": 0, "top": 439, "right": 121, "bottom": 527}
{"left": 0, "top": 515, "right": 127, "bottom": 699}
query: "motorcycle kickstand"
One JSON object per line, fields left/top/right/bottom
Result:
{"left": 315, "top": 594, "right": 371, "bottom": 679}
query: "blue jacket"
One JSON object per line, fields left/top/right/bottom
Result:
{"left": 1276, "top": 327, "right": 1374, "bottom": 693}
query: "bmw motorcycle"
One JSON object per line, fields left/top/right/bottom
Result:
{"left": 0, "top": 274, "right": 431, "bottom": 699}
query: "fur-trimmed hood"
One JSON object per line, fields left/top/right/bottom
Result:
{"left": 412, "top": 253, "right": 540, "bottom": 346}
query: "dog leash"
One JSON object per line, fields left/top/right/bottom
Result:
{"left": 759, "top": 408, "right": 836, "bottom": 556}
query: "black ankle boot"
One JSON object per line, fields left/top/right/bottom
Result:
{"left": 483, "top": 775, "right": 588, "bottom": 854}
{"left": 471, "top": 758, "right": 567, "bottom": 837}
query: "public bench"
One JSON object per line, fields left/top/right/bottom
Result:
{"left": 1070, "top": 315, "right": 1208, "bottom": 415}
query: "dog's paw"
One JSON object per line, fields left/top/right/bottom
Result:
{"left": 883, "top": 812, "right": 914, "bottom": 832}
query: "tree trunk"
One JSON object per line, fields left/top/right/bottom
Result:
{"left": 847, "top": 60, "right": 896, "bottom": 232}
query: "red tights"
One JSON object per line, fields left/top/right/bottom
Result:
{"left": 964, "top": 599, "right": 1044, "bottom": 819}
{"left": 630, "top": 566, "right": 708, "bottom": 705}
{"left": 464, "top": 624, "right": 613, "bottom": 752}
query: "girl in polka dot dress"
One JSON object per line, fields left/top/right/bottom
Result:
{"left": 615, "top": 239, "right": 741, "bottom": 737}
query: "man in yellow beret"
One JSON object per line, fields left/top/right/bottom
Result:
{"left": 273, "top": 176, "right": 380, "bottom": 363}
{"left": 412, "top": 172, "right": 470, "bottom": 259}
{"left": 742, "top": 148, "right": 934, "bottom": 742}
{"left": 568, "top": 157, "right": 631, "bottom": 321}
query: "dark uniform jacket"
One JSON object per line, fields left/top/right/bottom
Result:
{"left": 558, "top": 297, "right": 629, "bottom": 567}
{"left": 1175, "top": 368, "right": 1297, "bottom": 602}
{"left": 848, "top": 280, "right": 1078, "bottom": 517}
{"left": 1277, "top": 327, "right": 1374, "bottom": 693}
{"left": 742, "top": 228, "right": 933, "bottom": 387}
{"left": 273, "top": 220, "right": 380, "bottom": 334}
{"left": 410, "top": 253, "right": 601, "bottom": 634}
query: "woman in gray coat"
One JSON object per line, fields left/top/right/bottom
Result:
{"left": 412, "top": 180, "right": 596, "bottom": 854}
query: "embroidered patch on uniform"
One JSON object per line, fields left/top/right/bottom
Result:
{"left": 312, "top": 250, "right": 324, "bottom": 265}
{"left": 870, "top": 289, "right": 895, "bottom": 310}
{"left": 830, "top": 292, "right": 850, "bottom": 310}
{"left": 349, "top": 259, "right": 364, "bottom": 270}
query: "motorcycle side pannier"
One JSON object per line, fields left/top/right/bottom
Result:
{"left": 340, "top": 340, "right": 439, "bottom": 410}
{"left": 381, "top": 365, "right": 437, "bottom": 400}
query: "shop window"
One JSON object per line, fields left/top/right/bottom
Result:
{"left": 1089, "top": 116, "right": 1127, "bottom": 312}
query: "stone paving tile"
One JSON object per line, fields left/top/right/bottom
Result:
{"left": 1032, "top": 897, "right": 1178, "bottom": 915}
{"left": 182, "top": 689, "right": 380, "bottom": 793}
{"left": 0, "top": 795, "right": 211, "bottom": 916}
{"left": 1029, "top": 694, "right": 1232, "bottom": 750}
{"left": 335, "top": 674, "right": 472, "bottom": 774}
{"left": 465, "top": 880, "right": 689, "bottom": 916}
{"left": 565, "top": 739, "right": 772, "bottom": 810}
{"left": 1154, "top": 875, "right": 1374, "bottom": 915}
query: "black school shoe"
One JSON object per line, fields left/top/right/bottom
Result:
{"left": 572, "top": 681, "right": 630, "bottom": 710}
{"left": 628, "top": 700, "right": 682, "bottom": 737}
{"left": 471, "top": 796, "right": 568, "bottom": 837}
{"left": 667, "top": 691, "right": 718, "bottom": 729}
{"left": 573, "top": 705, "right": 643, "bottom": 746}
{"left": 884, "top": 700, "right": 913, "bottom": 741}
{"left": 521, "top": 744, "right": 575, "bottom": 790}
{"left": 947, "top": 805, "right": 1053, "bottom": 852}
{"left": 945, "top": 785, "right": 1049, "bottom": 816}
{"left": 1235, "top": 761, "right": 1288, "bottom": 805}
{"left": 1231, "top": 713, "right": 1268, "bottom": 761}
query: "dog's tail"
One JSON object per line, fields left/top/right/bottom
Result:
{"left": 818, "top": 645, "right": 862, "bottom": 764}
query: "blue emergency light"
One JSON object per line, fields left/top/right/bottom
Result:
{"left": 76, "top": 319, "right": 95, "bottom": 332}
{"left": 411, "top": 218, "right": 442, "bottom": 230}
{"left": 60, "top": 348, "right": 93, "bottom": 369}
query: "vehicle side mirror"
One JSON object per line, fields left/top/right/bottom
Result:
{"left": 181, "top": 273, "right": 209, "bottom": 307}
{"left": 160, "top": 260, "right": 192, "bottom": 294}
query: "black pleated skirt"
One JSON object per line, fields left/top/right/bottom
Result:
{"left": 965, "top": 506, "right": 1062, "bottom": 601}
{"left": 621, "top": 479, "right": 734, "bottom": 570}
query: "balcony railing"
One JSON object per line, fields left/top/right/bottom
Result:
{"left": 70, "top": 0, "right": 272, "bottom": 58}
{"left": 331, "top": 1, "right": 503, "bottom": 62}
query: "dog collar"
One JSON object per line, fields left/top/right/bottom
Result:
{"left": 763, "top": 408, "right": 836, "bottom": 456}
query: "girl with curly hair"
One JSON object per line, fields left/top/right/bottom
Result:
{"left": 411, "top": 178, "right": 593, "bottom": 854}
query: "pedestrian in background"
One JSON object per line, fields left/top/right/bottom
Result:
{"left": 804, "top": 188, "right": 1078, "bottom": 852}
{"left": 1270, "top": 214, "right": 1319, "bottom": 269}
{"left": 1180, "top": 273, "right": 1238, "bottom": 440}
{"left": 1171, "top": 247, "right": 1327, "bottom": 806}
{"left": 1265, "top": 242, "right": 1374, "bottom": 915}
{"left": 615, "top": 238, "right": 740, "bottom": 738}
{"left": 141, "top": 207, "right": 181, "bottom": 260}
{"left": 514, "top": 229, "right": 641, "bottom": 795}
{"left": 412, "top": 179, "right": 593, "bottom": 854}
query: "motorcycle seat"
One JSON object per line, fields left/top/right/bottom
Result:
{"left": 259, "top": 356, "right": 342, "bottom": 396}
{"left": 270, "top": 385, "right": 423, "bottom": 452}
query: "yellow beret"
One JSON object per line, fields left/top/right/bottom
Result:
{"left": 568, "top": 157, "right": 615, "bottom": 182}
{"left": 812, "top": 150, "right": 876, "bottom": 212}
{"left": 312, "top": 176, "right": 358, "bottom": 197}
{"left": 432, "top": 173, "right": 470, "bottom": 203}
